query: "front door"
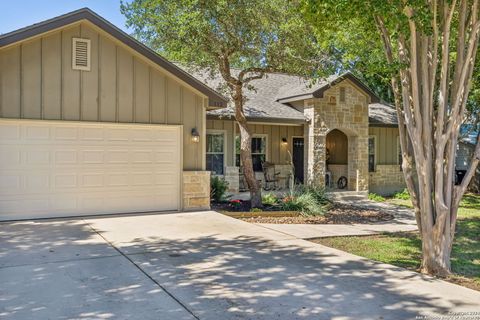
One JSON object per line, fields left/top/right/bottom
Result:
{"left": 292, "top": 137, "right": 304, "bottom": 184}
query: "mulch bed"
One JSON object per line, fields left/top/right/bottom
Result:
{"left": 214, "top": 202, "right": 394, "bottom": 224}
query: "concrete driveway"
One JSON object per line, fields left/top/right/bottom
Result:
{"left": 1, "top": 211, "right": 479, "bottom": 320}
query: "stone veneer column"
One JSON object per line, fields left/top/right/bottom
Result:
{"left": 183, "top": 171, "right": 210, "bottom": 210}
{"left": 304, "top": 80, "right": 369, "bottom": 191}
{"left": 224, "top": 166, "right": 240, "bottom": 192}
{"left": 305, "top": 105, "right": 326, "bottom": 186}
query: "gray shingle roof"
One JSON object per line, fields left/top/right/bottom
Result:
{"left": 187, "top": 69, "right": 307, "bottom": 122}
{"left": 368, "top": 103, "right": 398, "bottom": 126}
{"left": 276, "top": 72, "right": 380, "bottom": 104}
{"left": 183, "top": 66, "right": 396, "bottom": 125}
{"left": 276, "top": 75, "right": 341, "bottom": 101}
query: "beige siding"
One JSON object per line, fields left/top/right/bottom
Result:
{"left": 369, "top": 126, "right": 399, "bottom": 165}
{"left": 0, "top": 21, "right": 206, "bottom": 170}
{"left": 0, "top": 46, "right": 21, "bottom": 117}
{"left": 62, "top": 26, "right": 81, "bottom": 120}
{"left": 81, "top": 26, "right": 99, "bottom": 121}
{"left": 42, "top": 32, "right": 62, "bottom": 119}
{"left": 22, "top": 39, "right": 42, "bottom": 118}
{"left": 206, "top": 119, "right": 304, "bottom": 166}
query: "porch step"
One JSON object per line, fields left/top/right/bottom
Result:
{"left": 326, "top": 190, "right": 368, "bottom": 202}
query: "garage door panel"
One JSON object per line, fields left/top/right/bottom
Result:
{"left": 54, "top": 126, "right": 79, "bottom": 140}
{"left": 26, "top": 125, "right": 51, "bottom": 140}
{"left": 0, "top": 123, "right": 21, "bottom": 141}
{"left": 0, "top": 120, "right": 181, "bottom": 220}
{"left": 79, "top": 127, "right": 104, "bottom": 141}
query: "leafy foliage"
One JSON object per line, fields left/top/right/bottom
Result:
{"left": 279, "top": 185, "right": 329, "bottom": 216}
{"left": 368, "top": 193, "right": 386, "bottom": 202}
{"left": 262, "top": 193, "right": 278, "bottom": 206}
{"left": 304, "top": 0, "right": 480, "bottom": 276}
{"left": 210, "top": 176, "right": 229, "bottom": 202}
{"left": 393, "top": 189, "right": 411, "bottom": 200}
{"left": 302, "top": 184, "right": 330, "bottom": 206}
{"left": 122, "top": 0, "right": 330, "bottom": 78}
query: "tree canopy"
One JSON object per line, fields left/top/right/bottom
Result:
{"left": 304, "top": 0, "right": 480, "bottom": 276}
{"left": 121, "top": 0, "right": 329, "bottom": 77}
{"left": 122, "top": 0, "right": 330, "bottom": 207}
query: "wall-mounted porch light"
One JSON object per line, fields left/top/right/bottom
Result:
{"left": 281, "top": 137, "right": 288, "bottom": 145}
{"left": 191, "top": 128, "right": 200, "bottom": 143}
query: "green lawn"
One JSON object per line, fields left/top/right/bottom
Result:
{"left": 313, "top": 193, "right": 480, "bottom": 291}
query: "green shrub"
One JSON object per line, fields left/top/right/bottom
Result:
{"left": 210, "top": 176, "right": 229, "bottom": 202}
{"left": 262, "top": 193, "right": 278, "bottom": 206}
{"left": 368, "top": 193, "right": 386, "bottom": 202}
{"left": 250, "top": 208, "right": 263, "bottom": 213}
{"left": 280, "top": 192, "right": 326, "bottom": 216}
{"left": 303, "top": 185, "right": 329, "bottom": 205}
{"left": 393, "top": 188, "right": 410, "bottom": 200}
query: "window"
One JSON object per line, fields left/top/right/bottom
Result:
{"left": 368, "top": 136, "right": 376, "bottom": 172}
{"left": 72, "top": 38, "right": 91, "bottom": 71}
{"left": 235, "top": 135, "right": 267, "bottom": 172}
{"left": 206, "top": 132, "right": 225, "bottom": 175}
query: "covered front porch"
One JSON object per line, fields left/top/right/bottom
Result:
{"left": 206, "top": 118, "right": 306, "bottom": 193}
{"left": 206, "top": 118, "right": 368, "bottom": 195}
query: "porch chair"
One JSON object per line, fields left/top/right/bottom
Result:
{"left": 262, "top": 161, "right": 280, "bottom": 191}
{"left": 239, "top": 166, "right": 262, "bottom": 192}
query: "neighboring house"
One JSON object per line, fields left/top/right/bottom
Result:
{"left": 0, "top": 8, "right": 228, "bottom": 220}
{"left": 193, "top": 70, "right": 405, "bottom": 196}
{"left": 457, "top": 126, "right": 480, "bottom": 192}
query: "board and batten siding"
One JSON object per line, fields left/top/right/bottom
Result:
{"left": 206, "top": 119, "right": 304, "bottom": 166}
{"left": 368, "top": 126, "right": 400, "bottom": 165}
{"left": 0, "top": 22, "right": 206, "bottom": 170}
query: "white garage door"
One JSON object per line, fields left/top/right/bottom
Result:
{"left": 0, "top": 119, "right": 182, "bottom": 221}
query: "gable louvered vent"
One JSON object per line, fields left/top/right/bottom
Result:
{"left": 72, "top": 38, "right": 91, "bottom": 71}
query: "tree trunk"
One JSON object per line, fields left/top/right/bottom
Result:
{"left": 374, "top": 1, "right": 480, "bottom": 278}
{"left": 233, "top": 93, "right": 262, "bottom": 208}
{"left": 421, "top": 246, "right": 452, "bottom": 277}
{"left": 420, "top": 210, "right": 452, "bottom": 277}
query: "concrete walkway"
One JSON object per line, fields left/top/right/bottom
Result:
{"left": 257, "top": 199, "right": 418, "bottom": 239}
{"left": 1, "top": 211, "right": 479, "bottom": 320}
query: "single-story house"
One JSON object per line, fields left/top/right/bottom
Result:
{"left": 192, "top": 70, "right": 405, "bottom": 196}
{"left": 1, "top": 9, "right": 474, "bottom": 221}
{"left": 0, "top": 8, "right": 228, "bottom": 220}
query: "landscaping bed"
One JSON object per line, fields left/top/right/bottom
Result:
{"left": 238, "top": 204, "right": 394, "bottom": 224}
{"left": 212, "top": 200, "right": 394, "bottom": 225}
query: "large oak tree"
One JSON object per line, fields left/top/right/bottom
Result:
{"left": 305, "top": 0, "right": 480, "bottom": 276}
{"left": 122, "top": 0, "right": 327, "bottom": 207}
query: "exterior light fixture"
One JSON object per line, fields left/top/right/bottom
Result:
{"left": 191, "top": 128, "right": 200, "bottom": 143}
{"left": 281, "top": 137, "right": 288, "bottom": 145}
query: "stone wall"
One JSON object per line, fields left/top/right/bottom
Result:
{"left": 305, "top": 79, "right": 370, "bottom": 191}
{"left": 224, "top": 166, "right": 240, "bottom": 193}
{"left": 369, "top": 165, "right": 405, "bottom": 196}
{"left": 183, "top": 171, "right": 210, "bottom": 211}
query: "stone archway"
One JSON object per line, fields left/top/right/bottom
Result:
{"left": 304, "top": 80, "right": 370, "bottom": 192}
{"left": 324, "top": 127, "right": 363, "bottom": 191}
{"left": 326, "top": 129, "right": 348, "bottom": 189}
